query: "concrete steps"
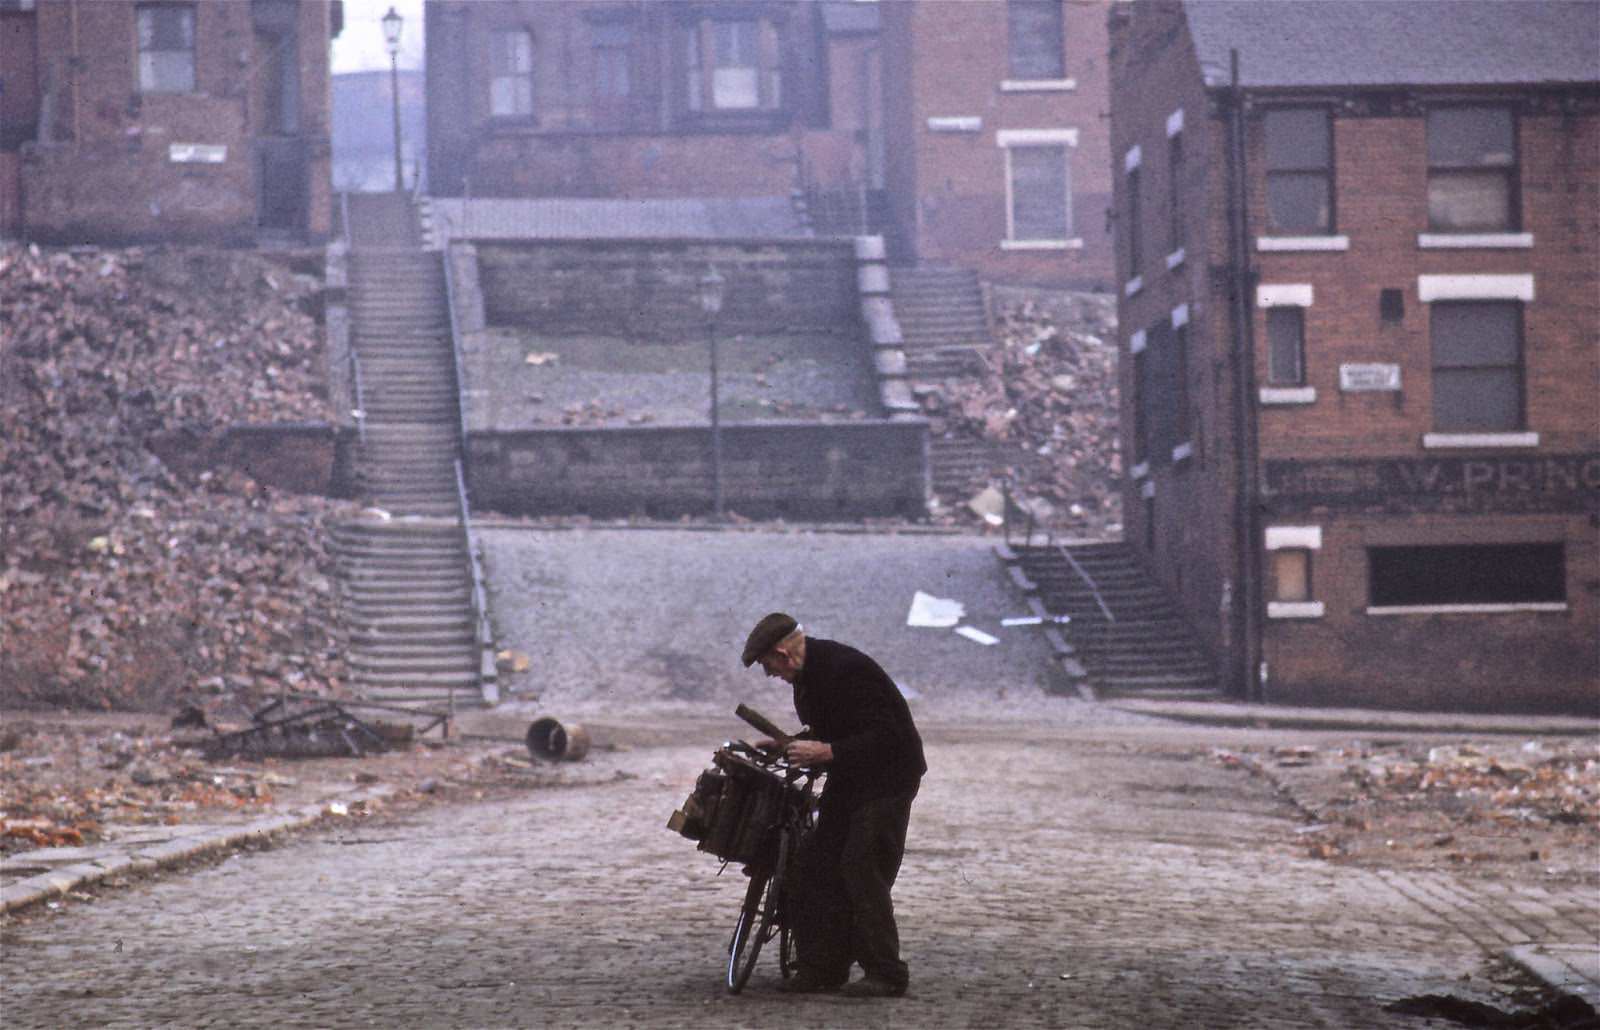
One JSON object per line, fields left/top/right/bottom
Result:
{"left": 1005, "top": 540, "right": 1220, "bottom": 698}
{"left": 335, "top": 207, "right": 492, "bottom": 711}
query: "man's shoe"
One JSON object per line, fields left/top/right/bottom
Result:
{"left": 777, "top": 971, "right": 844, "bottom": 995}
{"left": 841, "top": 975, "right": 907, "bottom": 999}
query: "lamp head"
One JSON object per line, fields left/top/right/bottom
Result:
{"left": 381, "top": 6, "right": 403, "bottom": 54}
{"left": 698, "top": 266, "right": 725, "bottom": 316}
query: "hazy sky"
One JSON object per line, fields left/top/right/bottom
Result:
{"left": 332, "top": 0, "right": 425, "bottom": 73}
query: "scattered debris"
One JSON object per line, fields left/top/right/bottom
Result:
{"left": 954, "top": 626, "right": 1000, "bottom": 646}
{"left": 907, "top": 591, "right": 965, "bottom": 629}
{"left": 202, "top": 698, "right": 389, "bottom": 761}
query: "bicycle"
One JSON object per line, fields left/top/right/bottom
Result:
{"left": 666, "top": 706, "right": 822, "bottom": 994}
{"left": 722, "top": 739, "right": 820, "bottom": 993}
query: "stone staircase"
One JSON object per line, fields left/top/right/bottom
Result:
{"left": 1001, "top": 540, "right": 1218, "bottom": 698}
{"left": 890, "top": 265, "right": 992, "bottom": 379}
{"left": 336, "top": 193, "right": 491, "bottom": 709}
{"left": 890, "top": 265, "right": 999, "bottom": 503}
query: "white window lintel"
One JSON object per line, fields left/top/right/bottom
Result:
{"left": 1265, "top": 525, "right": 1322, "bottom": 551}
{"left": 997, "top": 128, "right": 1079, "bottom": 148}
{"left": 1170, "top": 303, "right": 1189, "bottom": 328}
{"left": 1256, "top": 283, "right": 1314, "bottom": 308}
{"left": 1128, "top": 329, "right": 1147, "bottom": 354}
{"left": 1124, "top": 275, "right": 1143, "bottom": 298}
{"left": 1166, "top": 108, "right": 1184, "bottom": 138}
{"left": 1417, "top": 274, "right": 1535, "bottom": 303}
{"left": 1000, "top": 78, "right": 1078, "bottom": 93}
{"left": 1124, "top": 144, "right": 1142, "bottom": 172}
{"left": 1268, "top": 601, "right": 1325, "bottom": 620}
{"left": 1259, "top": 386, "right": 1317, "bottom": 405}
{"left": 1422, "top": 431, "right": 1540, "bottom": 449}
{"left": 1257, "top": 235, "right": 1350, "bottom": 252}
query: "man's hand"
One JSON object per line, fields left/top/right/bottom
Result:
{"left": 785, "top": 740, "right": 833, "bottom": 768}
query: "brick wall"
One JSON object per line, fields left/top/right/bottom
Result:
{"left": 18, "top": 0, "right": 332, "bottom": 244}
{"left": 1111, "top": 0, "right": 1600, "bottom": 711}
{"left": 475, "top": 239, "right": 860, "bottom": 337}
{"left": 466, "top": 420, "right": 928, "bottom": 520}
{"left": 881, "top": 0, "right": 1115, "bottom": 288}
{"left": 147, "top": 424, "right": 357, "bottom": 499}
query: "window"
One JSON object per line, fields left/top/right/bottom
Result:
{"left": 1271, "top": 549, "right": 1312, "bottom": 603}
{"left": 592, "top": 23, "right": 631, "bottom": 99}
{"left": 685, "top": 17, "right": 781, "bottom": 113}
{"left": 1266, "top": 308, "right": 1306, "bottom": 386}
{"left": 1264, "top": 108, "right": 1332, "bottom": 234}
{"left": 1132, "top": 348, "right": 1150, "bottom": 466}
{"left": 1369, "top": 544, "right": 1565, "bottom": 607}
{"left": 1007, "top": 145, "right": 1071, "bottom": 241}
{"left": 1126, "top": 164, "right": 1142, "bottom": 277}
{"left": 1171, "top": 322, "right": 1191, "bottom": 445}
{"left": 1428, "top": 106, "right": 1517, "bottom": 231}
{"left": 1168, "top": 130, "right": 1185, "bottom": 255}
{"left": 490, "top": 29, "right": 534, "bottom": 118}
{"left": 1007, "top": 0, "right": 1064, "bottom": 80}
{"left": 137, "top": 4, "right": 195, "bottom": 93}
{"left": 1431, "top": 302, "right": 1523, "bottom": 431}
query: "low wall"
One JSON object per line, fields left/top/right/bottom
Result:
{"left": 466, "top": 419, "right": 929, "bottom": 520}
{"left": 148, "top": 423, "right": 357, "bottom": 499}
{"left": 475, "top": 238, "right": 859, "bottom": 338}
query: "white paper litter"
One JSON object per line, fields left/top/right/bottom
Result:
{"left": 907, "top": 591, "right": 965, "bottom": 628}
{"left": 954, "top": 626, "right": 1000, "bottom": 646}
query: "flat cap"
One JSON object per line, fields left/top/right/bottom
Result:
{"left": 742, "top": 612, "right": 798, "bottom": 667}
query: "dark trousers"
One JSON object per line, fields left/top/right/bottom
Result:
{"left": 791, "top": 787, "right": 917, "bottom": 988}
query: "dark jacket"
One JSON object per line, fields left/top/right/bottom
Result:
{"left": 793, "top": 638, "right": 926, "bottom": 804}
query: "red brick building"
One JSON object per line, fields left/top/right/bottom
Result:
{"left": 0, "top": 0, "right": 338, "bottom": 244}
{"left": 1109, "top": 0, "right": 1599, "bottom": 712}
{"left": 880, "top": 0, "right": 1113, "bottom": 288}
{"left": 423, "top": 0, "right": 877, "bottom": 218}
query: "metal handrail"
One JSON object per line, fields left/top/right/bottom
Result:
{"left": 441, "top": 247, "right": 471, "bottom": 448}
{"left": 454, "top": 456, "right": 494, "bottom": 710}
{"left": 1058, "top": 543, "right": 1115, "bottom": 626}
{"left": 339, "top": 190, "right": 352, "bottom": 248}
{"left": 349, "top": 350, "right": 367, "bottom": 449}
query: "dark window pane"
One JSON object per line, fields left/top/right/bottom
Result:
{"left": 1126, "top": 167, "right": 1142, "bottom": 274}
{"left": 1168, "top": 133, "right": 1184, "bottom": 252}
{"left": 1267, "top": 172, "right": 1330, "bottom": 233}
{"left": 1264, "top": 108, "right": 1328, "bottom": 171}
{"left": 1433, "top": 369, "right": 1521, "bottom": 431}
{"left": 1272, "top": 550, "right": 1311, "bottom": 602}
{"left": 1133, "top": 349, "right": 1149, "bottom": 462}
{"left": 1428, "top": 170, "right": 1512, "bottom": 231}
{"left": 1172, "top": 326, "right": 1191, "bottom": 442}
{"left": 1427, "top": 107, "right": 1514, "bottom": 168}
{"left": 1369, "top": 544, "right": 1565, "bottom": 606}
{"left": 1266, "top": 308, "right": 1305, "bottom": 386}
{"left": 1008, "top": 0, "right": 1064, "bottom": 79}
{"left": 1431, "top": 303, "right": 1520, "bottom": 368}
{"left": 1011, "top": 145, "right": 1069, "bottom": 239}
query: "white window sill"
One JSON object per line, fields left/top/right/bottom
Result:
{"left": 1001, "top": 78, "right": 1077, "bottom": 93}
{"left": 1171, "top": 441, "right": 1193, "bottom": 463}
{"left": 1001, "top": 238, "right": 1084, "bottom": 251}
{"left": 1165, "top": 248, "right": 1186, "bottom": 270}
{"left": 1418, "top": 232, "right": 1533, "bottom": 249}
{"left": 1367, "top": 603, "right": 1568, "bottom": 616}
{"left": 1130, "top": 461, "right": 1149, "bottom": 480}
{"left": 1256, "top": 235, "right": 1350, "bottom": 252}
{"left": 1268, "top": 601, "right": 1325, "bottom": 620}
{"left": 1124, "top": 275, "right": 1143, "bottom": 297}
{"left": 1140, "top": 479, "right": 1155, "bottom": 499}
{"left": 1260, "top": 386, "right": 1316, "bottom": 405}
{"left": 1422, "top": 431, "right": 1539, "bottom": 449}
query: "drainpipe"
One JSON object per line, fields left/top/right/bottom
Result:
{"left": 1223, "top": 49, "right": 1265, "bottom": 703}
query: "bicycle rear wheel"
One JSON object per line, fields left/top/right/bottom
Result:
{"left": 726, "top": 869, "right": 776, "bottom": 993}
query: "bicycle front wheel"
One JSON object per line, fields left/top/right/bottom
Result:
{"left": 726, "top": 869, "right": 775, "bottom": 993}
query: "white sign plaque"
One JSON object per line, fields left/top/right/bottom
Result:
{"left": 1339, "top": 363, "right": 1401, "bottom": 392}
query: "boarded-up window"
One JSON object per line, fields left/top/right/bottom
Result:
{"left": 1266, "top": 308, "right": 1306, "bottom": 386}
{"left": 1264, "top": 108, "right": 1332, "bottom": 233}
{"left": 1126, "top": 165, "right": 1142, "bottom": 276}
{"left": 1168, "top": 131, "right": 1185, "bottom": 253}
{"left": 490, "top": 29, "right": 534, "bottom": 118}
{"left": 1272, "top": 550, "right": 1312, "bottom": 603}
{"left": 1008, "top": 145, "right": 1070, "bottom": 241}
{"left": 137, "top": 4, "right": 195, "bottom": 93}
{"left": 1431, "top": 301, "right": 1522, "bottom": 431}
{"left": 1132, "top": 348, "right": 1151, "bottom": 465}
{"left": 1007, "top": 0, "right": 1064, "bottom": 79}
{"left": 1428, "top": 106, "right": 1516, "bottom": 231}
{"left": 1369, "top": 544, "right": 1564, "bottom": 607}
{"left": 1172, "top": 324, "right": 1191, "bottom": 445}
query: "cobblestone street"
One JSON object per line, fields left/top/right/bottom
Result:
{"left": 4, "top": 711, "right": 1593, "bottom": 1029}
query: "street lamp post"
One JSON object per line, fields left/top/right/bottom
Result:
{"left": 699, "top": 266, "right": 727, "bottom": 520}
{"left": 381, "top": 6, "right": 405, "bottom": 193}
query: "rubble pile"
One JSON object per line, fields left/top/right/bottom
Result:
{"left": 0, "top": 720, "right": 280, "bottom": 854}
{"left": 923, "top": 293, "right": 1122, "bottom": 536}
{"left": 1347, "top": 743, "right": 1600, "bottom": 829}
{"left": 0, "top": 242, "right": 353, "bottom": 712}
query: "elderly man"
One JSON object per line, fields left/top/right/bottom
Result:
{"left": 741, "top": 612, "right": 926, "bottom": 998}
